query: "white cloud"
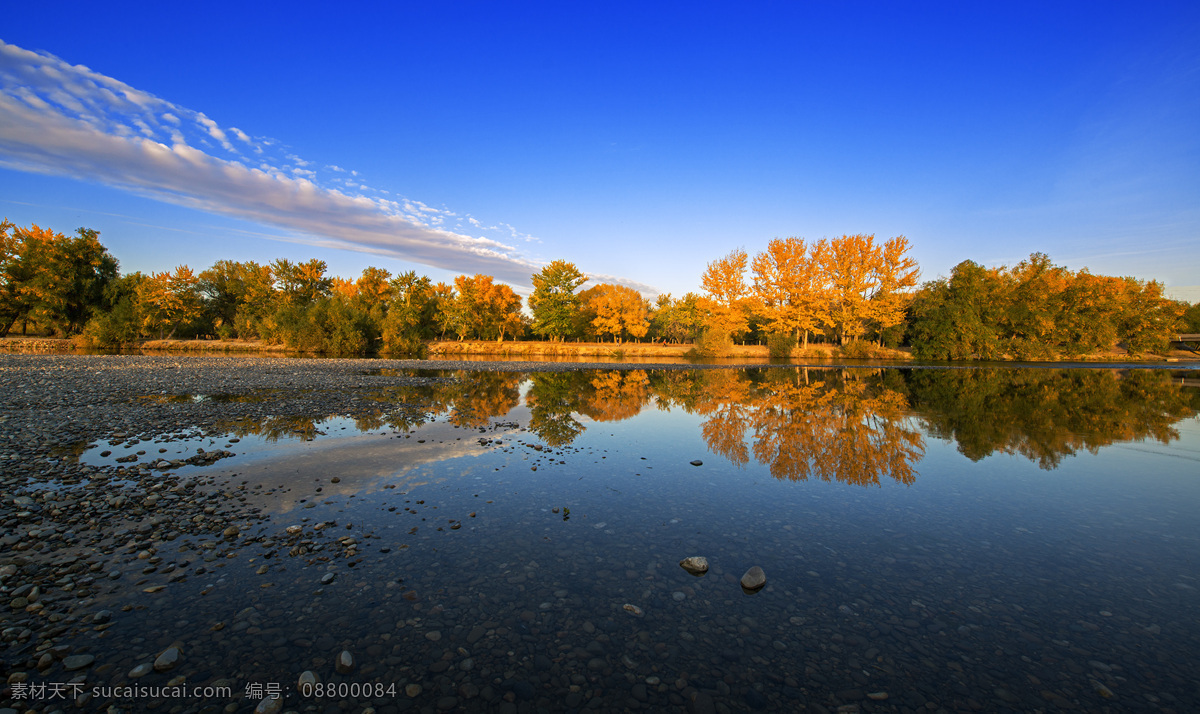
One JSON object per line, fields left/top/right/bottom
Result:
{"left": 0, "top": 39, "right": 568, "bottom": 287}
{"left": 582, "top": 271, "right": 660, "bottom": 297}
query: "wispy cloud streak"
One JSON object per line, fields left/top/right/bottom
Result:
{"left": 0, "top": 40, "right": 555, "bottom": 286}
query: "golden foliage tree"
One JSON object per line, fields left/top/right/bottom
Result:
{"left": 751, "top": 237, "right": 824, "bottom": 347}
{"left": 136, "top": 265, "right": 202, "bottom": 339}
{"left": 699, "top": 248, "right": 751, "bottom": 338}
{"left": 817, "top": 234, "right": 918, "bottom": 344}
{"left": 447, "top": 274, "right": 523, "bottom": 341}
{"left": 584, "top": 283, "right": 650, "bottom": 343}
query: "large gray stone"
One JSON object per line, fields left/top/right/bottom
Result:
{"left": 740, "top": 566, "right": 766, "bottom": 592}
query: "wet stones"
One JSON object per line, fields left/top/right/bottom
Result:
{"left": 679, "top": 556, "right": 709, "bottom": 576}
{"left": 153, "top": 645, "right": 181, "bottom": 672}
{"left": 61, "top": 654, "right": 94, "bottom": 671}
{"left": 335, "top": 649, "right": 354, "bottom": 674}
{"left": 740, "top": 566, "right": 766, "bottom": 593}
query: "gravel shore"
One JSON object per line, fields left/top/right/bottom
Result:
{"left": 0, "top": 353, "right": 706, "bottom": 711}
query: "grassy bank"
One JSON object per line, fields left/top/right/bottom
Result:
{"left": 2, "top": 336, "right": 1194, "bottom": 362}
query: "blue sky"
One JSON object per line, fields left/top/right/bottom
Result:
{"left": 2, "top": 2, "right": 1198, "bottom": 302}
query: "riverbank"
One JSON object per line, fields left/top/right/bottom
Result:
{"left": 2, "top": 335, "right": 1196, "bottom": 362}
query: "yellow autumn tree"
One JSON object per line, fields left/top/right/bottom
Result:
{"left": 331, "top": 277, "right": 357, "bottom": 302}
{"left": 585, "top": 283, "right": 649, "bottom": 343}
{"left": 447, "top": 274, "right": 523, "bottom": 341}
{"left": 136, "top": 265, "right": 202, "bottom": 339}
{"left": 867, "top": 236, "right": 920, "bottom": 341}
{"left": 699, "top": 248, "right": 750, "bottom": 342}
{"left": 751, "top": 237, "right": 825, "bottom": 347}
{"left": 818, "top": 234, "right": 919, "bottom": 344}
{"left": 353, "top": 267, "right": 394, "bottom": 313}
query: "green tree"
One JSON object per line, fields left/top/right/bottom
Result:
{"left": 1116, "top": 277, "right": 1183, "bottom": 355}
{"left": 199, "top": 260, "right": 276, "bottom": 337}
{"left": 381, "top": 271, "right": 436, "bottom": 354}
{"left": 530, "top": 260, "right": 588, "bottom": 341}
{"left": 1181, "top": 301, "right": 1200, "bottom": 334}
{"left": 650, "top": 292, "right": 703, "bottom": 344}
{"left": 80, "top": 272, "right": 147, "bottom": 347}
{"left": 908, "top": 260, "right": 1006, "bottom": 360}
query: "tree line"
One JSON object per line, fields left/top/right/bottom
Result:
{"left": 2, "top": 219, "right": 1197, "bottom": 357}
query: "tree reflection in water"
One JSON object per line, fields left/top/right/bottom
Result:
{"left": 678, "top": 368, "right": 923, "bottom": 486}
{"left": 214, "top": 367, "right": 1199, "bottom": 483}
{"left": 908, "top": 368, "right": 1200, "bottom": 469}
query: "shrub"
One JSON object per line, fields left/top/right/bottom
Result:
{"left": 686, "top": 328, "right": 734, "bottom": 358}
{"left": 766, "top": 332, "right": 796, "bottom": 359}
{"left": 839, "top": 340, "right": 892, "bottom": 360}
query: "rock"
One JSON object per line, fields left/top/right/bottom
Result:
{"left": 62, "top": 654, "right": 94, "bottom": 671}
{"left": 298, "top": 670, "right": 319, "bottom": 693}
{"left": 689, "top": 460, "right": 703, "bottom": 466}
{"left": 679, "top": 556, "right": 709, "bottom": 576}
{"left": 128, "top": 663, "right": 153, "bottom": 678}
{"left": 512, "top": 681, "right": 535, "bottom": 700}
{"left": 320, "top": 572, "right": 336, "bottom": 585}
{"left": 406, "top": 683, "right": 422, "bottom": 697}
{"left": 154, "top": 646, "right": 181, "bottom": 672}
{"left": 867, "top": 691, "right": 889, "bottom": 701}
{"left": 740, "top": 566, "right": 766, "bottom": 592}
{"left": 336, "top": 649, "right": 354, "bottom": 674}
{"left": 745, "top": 688, "right": 767, "bottom": 709}
{"left": 254, "top": 695, "right": 282, "bottom": 714}
{"left": 623, "top": 603, "right": 644, "bottom": 616}
{"left": 222, "top": 525, "right": 239, "bottom": 538}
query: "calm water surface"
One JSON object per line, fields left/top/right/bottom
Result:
{"left": 62, "top": 368, "right": 1200, "bottom": 712}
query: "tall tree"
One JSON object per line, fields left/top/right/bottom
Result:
{"left": 530, "top": 260, "right": 588, "bottom": 341}
{"left": 751, "top": 237, "right": 824, "bottom": 347}
{"left": 353, "top": 267, "right": 395, "bottom": 313}
{"left": 272, "top": 258, "right": 332, "bottom": 305}
{"left": 867, "top": 236, "right": 920, "bottom": 343}
{"left": 382, "top": 271, "right": 436, "bottom": 353}
{"left": 0, "top": 223, "right": 117, "bottom": 336}
{"left": 136, "top": 265, "right": 202, "bottom": 339}
{"left": 818, "top": 234, "right": 879, "bottom": 344}
{"left": 650, "top": 292, "right": 704, "bottom": 344}
{"left": 446, "top": 274, "right": 523, "bottom": 341}
{"left": 585, "top": 283, "right": 650, "bottom": 343}
{"left": 699, "top": 248, "right": 750, "bottom": 338}
{"left": 907, "top": 260, "right": 1006, "bottom": 360}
